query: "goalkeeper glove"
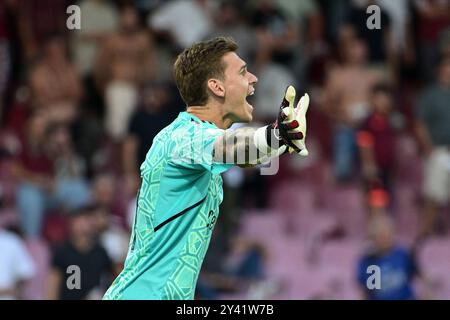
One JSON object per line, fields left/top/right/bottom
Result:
{"left": 253, "top": 85, "right": 309, "bottom": 157}
{"left": 280, "top": 85, "right": 309, "bottom": 156}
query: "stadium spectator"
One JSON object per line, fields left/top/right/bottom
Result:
{"left": 28, "top": 34, "right": 83, "bottom": 124}
{"left": 71, "top": 0, "right": 119, "bottom": 124}
{"left": 0, "top": 227, "right": 36, "bottom": 300}
{"left": 122, "top": 82, "right": 175, "bottom": 179}
{"left": 90, "top": 172, "right": 131, "bottom": 226}
{"left": 13, "top": 112, "right": 91, "bottom": 239}
{"left": 91, "top": 204, "right": 129, "bottom": 275}
{"left": 275, "top": 0, "right": 327, "bottom": 85}
{"left": 47, "top": 205, "right": 113, "bottom": 300}
{"left": 148, "top": 0, "right": 214, "bottom": 49}
{"left": 248, "top": 0, "right": 299, "bottom": 70}
{"left": 207, "top": 1, "right": 255, "bottom": 63}
{"left": 343, "top": 0, "right": 394, "bottom": 69}
{"left": 322, "top": 36, "right": 384, "bottom": 181}
{"left": 95, "top": 4, "right": 155, "bottom": 140}
{"left": 275, "top": 0, "right": 323, "bottom": 42}
{"left": 246, "top": 2, "right": 299, "bottom": 121}
{"left": 357, "top": 214, "right": 420, "bottom": 300}
{"left": 376, "top": 0, "right": 413, "bottom": 56}
{"left": 72, "top": 0, "right": 119, "bottom": 78}
{"left": 13, "top": 111, "right": 54, "bottom": 238}
{"left": 415, "top": 56, "right": 450, "bottom": 238}
{"left": 46, "top": 122, "right": 90, "bottom": 211}
{"left": 357, "top": 83, "right": 398, "bottom": 195}
{"left": 414, "top": 0, "right": 450, "bottom": 81}
{"left": 90, "top": 173, "right": 117, "bottom": 213}
{"left": 196, "top": 230, "right": 269, "bottom": 299}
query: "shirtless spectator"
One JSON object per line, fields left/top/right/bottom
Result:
{"left": 95, "top": 4, "right": 155, "bottom": 140}
{"left": 322, "top": 36, "right": 384, "bottom": 181}
{"left": 28, "top": 34, "right": 83, "bottom": 124}
{"left": 72, "top": 0, "right": 119, "bottom": 78}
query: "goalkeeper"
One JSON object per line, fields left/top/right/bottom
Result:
{"left": 103, "top": 36, "right": 309, "bottom": 300}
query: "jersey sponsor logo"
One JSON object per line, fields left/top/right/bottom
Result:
{"left": 206, "top": 210, "right": 217, "bottom": 230}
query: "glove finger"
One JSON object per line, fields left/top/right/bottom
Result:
{"left": 280, "top": 86, "right": 295, "bottom": 121}
{"left": 285, "top": 85, "right": 296, "bottom": 108}
{"left": 280, "top": 86, "right": 294, "bottom": 111}
{"left": 295, "top": 93, "right": 310, "bottom": 117}
{"left": 288, "top": 87, "right": 296, "bottom": 123}
{"left": 296, "top": 139, "right": 307, "bottom": 151}
{"left": 287, "top": 131, "right": 303, "bottom": 140}
{"left": 286, "top": 120, "right": 299, "bottom": 129}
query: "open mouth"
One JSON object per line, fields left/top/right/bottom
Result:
{"left": 246, "top": 89, "right": 255, "bottom": 108}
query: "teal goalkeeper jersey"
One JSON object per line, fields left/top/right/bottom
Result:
{"left": 103, "top": 112, "right": 233, "bottom": 300}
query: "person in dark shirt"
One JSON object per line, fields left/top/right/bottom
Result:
{"left": 344, "top": 0, "right": 392, "bottom": 64}
{"left": 357, "top": 214, "right": 419, "bottom": 300}
{"left": 122, "top": 82, "right": 179, "bottom": 194}
{"left": 47, "top": 205, "right": 113, "bottom": 300}
{"left": 248, "top": 0, "right": 298, "bottom": 67}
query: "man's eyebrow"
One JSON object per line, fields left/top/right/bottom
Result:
{"left": 239, "top": 64, "right": 247, "bottom": 73}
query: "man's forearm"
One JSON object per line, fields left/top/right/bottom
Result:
{"left": 213, "top": 126, "right": 285, "bottom": 165}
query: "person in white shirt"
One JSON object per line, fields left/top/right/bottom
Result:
{"left": 0, "top": 229, "right": 36, "bottom": 299}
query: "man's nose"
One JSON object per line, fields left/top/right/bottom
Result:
{"left": 249, "top": 72, "right": 258, "bottom": 84}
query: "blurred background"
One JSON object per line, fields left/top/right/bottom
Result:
{"left": 0, "top": 0, "right": 449, "bottom": 300}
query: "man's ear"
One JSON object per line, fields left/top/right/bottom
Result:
{"left": 207, "top": 79, "right": 225, "bottom": 98}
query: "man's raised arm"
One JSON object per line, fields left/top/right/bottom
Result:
{"left": 213, "top": 86, "right": 310, "bottom": 166}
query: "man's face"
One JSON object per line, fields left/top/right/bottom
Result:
{"left": 371, "top": 91, "right": 392, "bottom": 115}
{"left": 70, "top": 214, "right": 94, "bottom": 239}
{"left": 221, "top": 52, "right": 258, "bottom": 123}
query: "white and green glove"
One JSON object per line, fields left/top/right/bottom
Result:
{"left": 279, "top": 85, "right": 310, "bottom": 156}
{"left": 253, "top": 85, "right": 310, "bottom": 158}
{"left": 265, "top": 86, "right": 309, "bottom": 156}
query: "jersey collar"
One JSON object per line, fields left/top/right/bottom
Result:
{"left": 180, "top": 112, "right": 219, "bottom": 129}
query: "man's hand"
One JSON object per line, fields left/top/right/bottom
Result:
{"left": 215, "top": 85, "right": 310, "bottom": 166}
{"left": 271, "top": 86, "right": 309, "bottom": 156}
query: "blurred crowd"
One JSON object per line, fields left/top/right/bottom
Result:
{"left": 0, "top": 0, "right": 449, "bottom": 300}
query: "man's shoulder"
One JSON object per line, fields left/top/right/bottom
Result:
{"left": 169, "top": 114, "right": 221, "bottom": 141}
{"left": 391, "top": 246, "right": 411, "bottom": 259}
{"left": 91, "top": 241, "right": 111, "bottom": 260}
{"left": 53, "top": 242, "right": 74, "bottom": 256}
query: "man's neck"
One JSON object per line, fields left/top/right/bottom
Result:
{"left": 186, "top": 102, "right": 234, "bottom": 129}
{"left": 71, "top": 235, "right": 93, "bottom": 253}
